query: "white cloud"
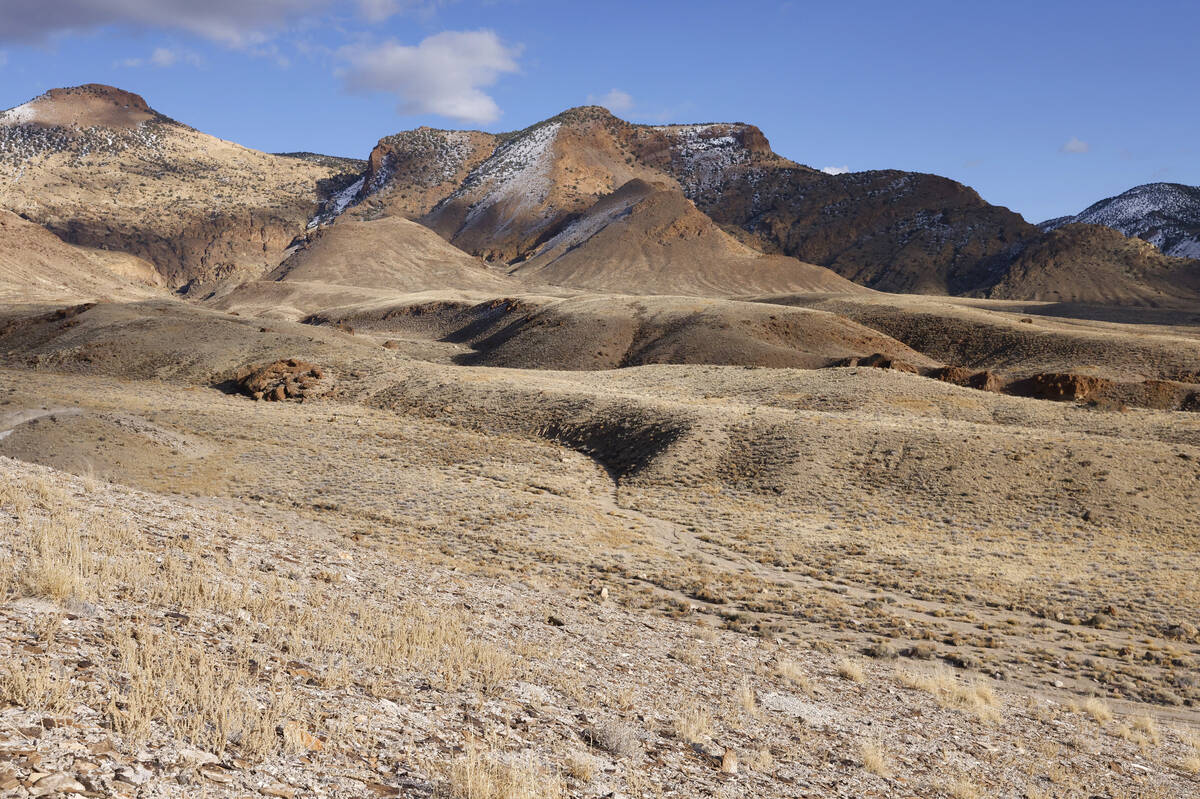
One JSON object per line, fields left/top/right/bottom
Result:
{"left": 118, "top": 46, "right": 201, "bottom": 69}
{"left": 0, "top": 0, "right": 427, "bottom": 46}
{"left": 151, "top": 47, "right": 179, "bottom": 67}
{"left": 339, "top": 30, "right": 522, "bottom": 124}
{"left": 356, "top": 0, "right": 410, "bottom": 21}
{"left": 821, "top": 165, "right": 850, "bottom": 175}
{"left": 587, "top": 88, "right": 634, "bottom": 113}
{"left": 1060, "top": 137, "right": 1089, "bottom": 154}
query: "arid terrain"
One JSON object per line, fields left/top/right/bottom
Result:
{"left": 0, "top": 84, "right": 1198, "bottom": 799}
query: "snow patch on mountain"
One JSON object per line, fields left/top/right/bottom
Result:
{"left": 367, "top": 129, "right": 479, "bottom": 195}
{"left": 0, "top": 103, "right": 37, "bottom": 126}
{"left": 309, "top": 176, "right": 365, "bottom": 229}
{"left": 456, "top": 122, "right": 561, "bottom": 229}
{"left": 528, "top": 190, "right": 639, "bottom": 260}
{"left": 656, "top": 124, "right": 755, "bottom": 196}
{"left": 1167, "top": 237, "right": 1200, "bottom": 260}
{"left": 0, "top": 122, "right": 168, "bottom": 170}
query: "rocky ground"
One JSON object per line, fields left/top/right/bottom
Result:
{"left": 2, "top": 454, "right": 1199, "bottom": 799}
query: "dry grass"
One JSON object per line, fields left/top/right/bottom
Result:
{"left": 1117, "top": 715, "right": 1161, "bottom": 752}
{"left": 773, "top": 657, "right": 814, "bottom": 695}
{"left": 448, "top": 747, "right": 562, "bottom": 799}
{"left": 584, "top": 719, "right": 640, "bottom": 759}
{"left": 1180, "top": 730, "right": 1200, "bottom": 774}
{"left": 1084, "top": 697, "right": 1113, "bottom": 724}
{"left": 737, "top": 676, "right": 759, "bottom": 718}
{"left": 898, "top": 665, "right": 1001, "bottom": 723}
{"left": 674, "top": 701, "right": 714, "bottom": 744}
{"left": 1132, "top": 715, "right": 1160, "bottom": 745}
{"left": 0, "top": 656, "right": 72, "bottom": 712}
{"left": 0, "top": 466, "right": 521, "bottom": 761}
{"left": 858, "top": 737, "right": 892, "bottom": 778}
{"left": 104, "top": 622, "right": 290, "bottom": 756}
{"left": 946, "top": 778, "right": 980, "bottom": 799}
{"left": 563, "top": 750, "right": 597, "bottom": 782}
{"left": 749, "top": 747, "right": 774, "bottom": 772}
{"left": 837, "top": 658, "right": 865, "bottom": 684}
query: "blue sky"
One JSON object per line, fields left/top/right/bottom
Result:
{"left": 0, "top": 0, "right": 1195, "bottom": 222}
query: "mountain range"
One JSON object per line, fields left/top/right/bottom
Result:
{"left": 1, "top": 84, "right": 1198, "bottom": 308}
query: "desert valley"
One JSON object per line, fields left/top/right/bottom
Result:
{"left": 0, "top": 82, "right": 1198, "bottom": 799}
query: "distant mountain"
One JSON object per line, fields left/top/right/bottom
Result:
{"left": 0, "top": 84, "right": 355, "bottom": 293}
{"left": 1043, "top": 183, "right": 1200, "bottom": 260}
{"left": 4, "top": 86, "right": 1197, "bottom": 307}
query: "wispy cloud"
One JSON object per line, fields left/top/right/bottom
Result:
{"left": 338, "top": 30, "right": 522, "bottom": 124}
{"left": 821, "top": 165, "right": 850, "bottom": 175}
{"left": 1060, "top": 137, "right": 1089, "bottom": 154}
{"left": 119, "top": 46, "right": 202, "bottom": 69}
{"left": 587, "top": 88, "right": 634, "bottom": 113}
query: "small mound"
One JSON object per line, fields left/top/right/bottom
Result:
{"left": 1007, "top": 372, "right": 1108, "bottom": 402}
{"left": 929, "top": 366, "right": 1001, "bottom": 392}
{"left": 268, "top": 216, "right": 513, "bottom": 294}
{"left": 830, "top": 353, "right": 921, "bottom": 373}
{"left": 0, "top": 409, "right": 215, "bottom": 487}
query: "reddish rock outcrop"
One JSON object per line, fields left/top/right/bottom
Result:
{"left": 929, "top": 366, "right": 1001, "bottom": 392}
{"left": 833, "top": 353, "right": 920, "bottom": 373}
{"left": 234, "top": 359, "right": 324, "bottom": 402}
{"left": 1007, "top": 373, "right": 1108, "bottom": 402}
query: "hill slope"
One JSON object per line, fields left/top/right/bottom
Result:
{"left": 0, "top": 208, "right": 163, "bottom": 303}
{"left": 1043, "top": 182, "right": 1200, "bottom": 260}
{"left": 215, "top": 215, "right": 516, "bottom": 319}
{"left": 0, "top": 84, "right": 355, "bottom": 293}
{"left": 986, "top": 223, "right": 1200, "bottom": 305}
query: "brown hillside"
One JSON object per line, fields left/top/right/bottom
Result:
{"left": 984, "top": 223, "right": 1200, "bottom": 305}
{"left": 214, "top": 215, "right": 516, "bottom": 319}
{"left": 347, "top": 109, "right": 1043, "bottom": 297}
{"left": 511, "top": 179, "right": 864, "bottom": 297}
{"left": 422, "top": 107, "right": 671, "bottom": 262}
{"left": 0, "top": 209, "right": 163, "bottom": 303}
{"left": 267, "top": 215, "right": 513, "bottom": 294}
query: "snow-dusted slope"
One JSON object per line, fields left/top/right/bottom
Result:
{"left": 1043, "top": 183, "right": 1200, "bottom": 260}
